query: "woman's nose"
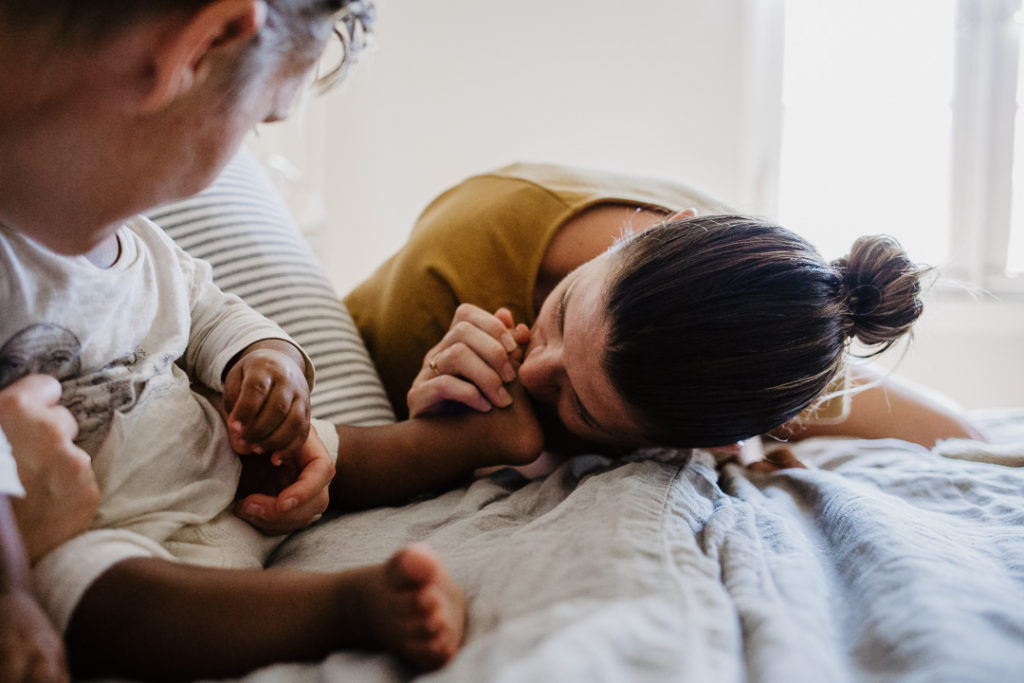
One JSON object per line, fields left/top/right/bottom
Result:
{"left": 519, "top": 346, "right": 562, "bottom": 400}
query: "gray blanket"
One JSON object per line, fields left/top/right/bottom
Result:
{"left": 208, "top": 412, "right": 1024, "bottom": 683}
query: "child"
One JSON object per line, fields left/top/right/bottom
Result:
{"left": 0, "top": 211, "right": 500, "bottom": 677}
{"left": 0, "top": 0, "right": 539, "bottom": 679}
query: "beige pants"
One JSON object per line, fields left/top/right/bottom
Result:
{"left": 33, "top": 417, "right": 339, "bottom": 633}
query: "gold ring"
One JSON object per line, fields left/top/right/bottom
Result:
{"left": 429, "top": 356, "right": 441, "bottom": 376}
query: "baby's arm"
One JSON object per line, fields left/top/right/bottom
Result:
{"left": 233, "top": 382, "right": 543, "bottom": 528}
{"left": 232, "top": 305, "right": 544, "bottom": 527}
{"left": 330, "top": 382, "right": 544, "bottom": 510}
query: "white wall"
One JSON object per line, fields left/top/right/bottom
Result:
{"left": 872, "top": 296, "right": 1024, "bottom": 410}
{"left": 248, "top": 0, "right": 1022, "bottom": 411}
{"left": 305, "top": 0, "right": 759, "bottom": 290}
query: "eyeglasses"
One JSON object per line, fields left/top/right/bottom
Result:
{"left": 310, "top": 0, "right": 374, "bottom": 94}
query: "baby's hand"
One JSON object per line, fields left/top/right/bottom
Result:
{"left": 408, "top": 305, "right": 531, "bottom": 417}
{"left": 234, "top": 428, "right": 334, "bottom": 534}
{"left": 223, "top": 340, "right": 310, "bottom": 466}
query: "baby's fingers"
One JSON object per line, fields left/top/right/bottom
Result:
{"left": 226, "top": 376, "right": 271, "bottom": 443}
{"left": 254, "top": 397, "right": 310, "bottom": 464}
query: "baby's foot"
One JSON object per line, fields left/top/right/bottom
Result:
{"left": 357, "top": 544, "right": 466, "bottom": 670}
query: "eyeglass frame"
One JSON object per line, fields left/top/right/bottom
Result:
{"left": 308, "top": 0, "right": 374, "bottom": 94}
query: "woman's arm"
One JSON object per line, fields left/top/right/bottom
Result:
{"left": 1, "top": 495, "right": 69, "bottom": 683}
{"left": 777, "top": 364, "right": 986, "bottom": 447}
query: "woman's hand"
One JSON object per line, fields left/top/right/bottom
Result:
{"left": 408, "top": 305, "right": 530, "bottom": 418}
{"left": 0, "top": 589, "right": 69, "bottom": 683}
{"left": 0, "top": 375, "right": 100, "bottom": 562}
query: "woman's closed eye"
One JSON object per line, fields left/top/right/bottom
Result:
{"left": 555, "top": 278, "right": 609, "bottom": 436}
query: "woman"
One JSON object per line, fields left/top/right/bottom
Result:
{"left": 346, "top": 162, "right": 982, "bottom": 459}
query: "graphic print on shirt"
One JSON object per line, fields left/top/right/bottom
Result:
{"left": 0, "top": 323, "right": 173, "bottom": 455}
{"left": 0, "top": 323, "right": 81, "bottom": 388}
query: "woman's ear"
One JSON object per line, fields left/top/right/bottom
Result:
{"left": 141, "top": 0, "right": 267, "bottom": 113}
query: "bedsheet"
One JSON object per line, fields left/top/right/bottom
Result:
{"left": 98, "top": 412, "right": 1024, "bottom": 683}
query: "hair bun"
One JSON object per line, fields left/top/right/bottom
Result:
{"left": 830, "top": 235, "right": 927, "bottom": 351}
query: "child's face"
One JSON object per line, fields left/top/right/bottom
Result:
{"left": 0, "top": 3, "right": 335, "bottom": 256}
{"left": 137, "top": 12, "right": 334, "bottom": 224}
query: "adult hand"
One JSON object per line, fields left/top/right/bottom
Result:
{"left": 408, "top": 305, "right": 531, "bottom": 417}
{"left": 223, "top": 341, "right": 311, "bottom": 466}
{"left": 0, "top": 590, "right": 69, "bottom": 683}
{"left": 745, "top": 447, "right": 808, "bottom": 473}
{"left": 0, "top": 375, "right": 99, "bottom": 562}
{"left": 234, "top": 428, "right": 334, "bottom": 534}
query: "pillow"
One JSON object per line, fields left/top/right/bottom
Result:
{"left": 147, "top": 148, "right": 395, "bottom": 427}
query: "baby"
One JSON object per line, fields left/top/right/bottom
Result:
{"left": 0, "top": 211, "right": 467, "bottom": 677}
{"left": 0, "top": 0, "right": 488, "bottom": 679}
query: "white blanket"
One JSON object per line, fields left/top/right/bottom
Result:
{"left": 188, "top": 412, "right": 1024, "bottom": 683}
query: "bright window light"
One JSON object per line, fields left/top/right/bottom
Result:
{"left": 1008, "top": 12, "right": 1024, "bottom": 274}
{"left": 779, "top": 0, "right": 956, "bottom": 265}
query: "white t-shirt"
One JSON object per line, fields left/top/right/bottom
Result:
{"left": 0, "top": 217, "right": 307, "bottom": 540}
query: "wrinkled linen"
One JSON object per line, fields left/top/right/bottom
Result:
{"left": 102, "top": 414, "right": 1024, "bottom": 683}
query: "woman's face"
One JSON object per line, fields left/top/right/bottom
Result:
{"left": 519, "top": 253, "right": 646, "bottom": 448}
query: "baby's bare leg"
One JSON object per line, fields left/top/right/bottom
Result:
{"left": 65, "top": 544, "right": 465, "bottom": 679}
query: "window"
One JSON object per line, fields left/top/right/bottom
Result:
{"left": 776, "top": 0, "right": 1023, "bottom": 293}
{"left": 1009, "top": 4, "right": 1024, "bottom": 272}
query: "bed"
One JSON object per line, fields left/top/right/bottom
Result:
{"left": 135, "top": 150, "right": 1024, "bottom": 683}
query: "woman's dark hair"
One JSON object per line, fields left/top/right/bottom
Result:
{"left": 603, "top": 215, "right": 926, "bottom": 448}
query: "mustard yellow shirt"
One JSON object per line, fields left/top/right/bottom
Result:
{"left": 345, "top": 162, "right": 846, "bottom": 424}
{"left": 344, "top": 162, "right": 731, "bottom": 419}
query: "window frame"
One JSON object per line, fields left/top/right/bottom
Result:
{"left": 745, "top": 0, "right": 1024, "bottom": 296}
{"left": 949, "top": 0, "right": 1021, "bottom": 293}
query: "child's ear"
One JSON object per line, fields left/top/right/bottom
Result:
{"left": 141, "top": 0, "right": 267, "bottom": 113}
{"left": 668, "top": 207, "right": 698, "bottom": 220}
